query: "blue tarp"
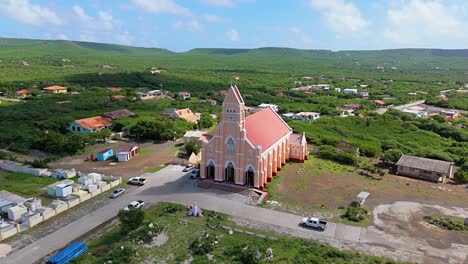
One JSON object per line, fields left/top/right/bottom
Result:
{"left": 47, "top": 241, "right": 88, "bottom": 264}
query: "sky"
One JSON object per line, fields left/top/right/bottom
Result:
{"left": 1, "top": 0, "right": 468, "bottom": 52}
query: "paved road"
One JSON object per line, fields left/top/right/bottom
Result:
{"left": 375, "top": 99, "right": 426, "bottom": 114}
{"left": 1, "top": 165, "right": 466, "bottom": 264}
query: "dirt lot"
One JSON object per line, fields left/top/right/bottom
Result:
{"left": 269, "top": 157, "right": 468, "bottom": 215}
{"left": 49, "top": 140, "right": 182, "bottom": 179}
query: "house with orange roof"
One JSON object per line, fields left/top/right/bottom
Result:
{"left": 163, "top": 108, "right": 200, "bottom": 123}
{"left": 178, "top": 91, "right": 191, "bottom": 100}
{"left": 374, "top": 100, "right": 385, "bottom": 108}
{"left": 200, "top": 85, "right": 307, "bottom": 190}
{"left": 42, "top": 85, "right": 68, "bottom": 94}
{"left": 107, "top": 87, "right": 122, "bottom": 92}
{"left": 111, "top": 95, "right": 126, "bottom": 100}
{"left": 206, "top": 99, "right": 217, "bottom": 105}
{"left": 68, "top": 116, "right": 112, "bottom": 134}
{"left": 16, "top": 89, "right": 29, "bottom": 98}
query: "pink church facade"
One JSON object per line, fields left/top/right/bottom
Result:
{"left": 200, "top": 85, "right": 308, "bottom": 190}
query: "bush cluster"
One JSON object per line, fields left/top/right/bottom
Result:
{"left": 343, "top": 204, "right": 368, "bottom": 222}
{"left": 317, "top": 145, "right": 358, "bottom": 166}
{"left": 189, "top": 232, "right": 216, "bottom": 255}
{"left": 424, "top": 216, "right": 467, "bottom": 231}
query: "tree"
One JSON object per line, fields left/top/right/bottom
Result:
{"left": 381, "top": 149, "right": 403, "bottom": 163}
{"left": 63, "top": 134, "right": 86, "bottom": 154}
{"left": 454, "top": 163, "right": 468, "bottom": 183}
{"left": 41, "top": 131, "right": 64, "bottom": 153}
{"left": 198, "top": 113, "right": 215, "bottom": 129}
{"left": 94, "top": 128, "right": 112, "bottom": 141}
{"left": 185, "top": 138, "right": 201, "bottom": 155}
{"left": 118, "top": 208, "right": 144, "bottom": 235}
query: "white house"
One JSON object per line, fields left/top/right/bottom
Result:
{"left": 258, "top": 103, "right": 279, "bottom": 112}
{"left": 293, "top": 112, "right": 320, "bottom": 121}
{"left": 343, "top": 88, "right": 358, "bottom": 94}
{"left": 402, "top": 109, "right": 428, "bottom": 118}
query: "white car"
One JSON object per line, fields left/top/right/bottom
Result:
{"left": 127, "top": 177, "right": 147, "bottom": 186}
{"left": 300, "top": 217, "right": 327, "bottom": 231}
{"left": 109, "top": 188, "right": 126, "bottom": 198}
{"left": 189, "top": 169, "right": 200, "bottom": 179}
{"left": 183, "top": 164, "right": 195, "bottom": 172}
{"left": 123, "top": 200, "right": 145, "bottom": 211}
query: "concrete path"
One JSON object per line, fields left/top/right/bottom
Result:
{"left": 1, "top": 165, "right": 466, "bottom": 264}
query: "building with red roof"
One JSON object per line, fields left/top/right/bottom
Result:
{"left": 16, "top": 89, "right": 29, "bottom": 98}
{"left": 42, "top": 85, "right": 68, "bottom": 94}
{"left": 68, "top": 116, "right": 112, "bottom": 134}
{"left": 200, "top": 85, "right": 307, "bottom": 190}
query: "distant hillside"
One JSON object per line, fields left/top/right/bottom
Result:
{"left": 0, "top": 37, "right": 467, "bottom": 85}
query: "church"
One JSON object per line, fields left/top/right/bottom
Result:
{"left": 200, "top": 85, "right": 308, "bottom": 190}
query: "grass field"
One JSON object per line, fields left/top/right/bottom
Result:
{"left": 0, "top": 170, "right": 59, "bottom": 196}
{"left": 265, "top": 157, "right": 468, "bottom": 225}
{"left": 74, "top": 202, "right": 405, "bottom": 264}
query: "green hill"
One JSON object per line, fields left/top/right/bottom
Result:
{"left": 0, "top": 37, "right": 467, "bottom": 90}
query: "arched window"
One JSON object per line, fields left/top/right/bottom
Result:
{"left": 246, "top": 166, "right": 254, "bottom": 187}
{"left": 225, "top": 162, "right": 235, "bottom": 182}
{"left": 227, "top": 137, "right": 235, "bottom": 153}
{"left": 206, "top": 160, "right": 215, "bottom": 179}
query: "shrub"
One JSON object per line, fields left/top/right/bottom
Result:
{"left": 205, "top": 210, "right": 227, "bottom": 228}
{"left": 454, "top": 164, "right": 468, "bottom": 183}
{"left": 101, "top": 245, "right": 137, "bottom": 264}
{"left": 423, "top": 216, "right": 466, "bottom": 231}
{"left": 343, "top": 205, "right": 368, "bottom": 222}
{"left": 189, "top": 232, "right": 215, "bottom": 255}
{"left": 317, "top": 145, "right": 358, "bottom": 166}
{"left": 118, "top": 208, "right": 145, "bottom": 235}
{"left": 129, "top": 222, "right": 163, "bottom": 243}
{"left": 155, "top": 203, "right": 185, "bottom": 216}
{"left": 381, "top": 149, "right": 403, "bottom": 163}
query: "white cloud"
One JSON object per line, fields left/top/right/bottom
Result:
{"left": 226, "top": 29, "right": 239, "bottom": 42}
{"left": 0, "top": 0, "right": 62, "bottom": 26}
{"left": 204, "top": 14, "right": 225, "bottom": 23}
{"left": 200, "top": 0, "right": 235, "bottom": 7}
{"left": 132, "top": 0, "right": 191, "bottom": 15}
{"left": 290, "top": 27, "right": 312, "bottom": 44}
{"left": 71, "top": 5, "right": 132, "bottom": 45}
{"left": 173, "top": 20, "right": 202, "bottom": 32}
{"left": 384, "top": 0, "right": 468, "bottom": 46}
{"left": 309, "top": 0, "right": 367, "bottom": 34}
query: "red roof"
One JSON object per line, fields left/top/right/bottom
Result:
{"left": 43, "top": 85, "right": 67, "bottom": 91}
{"left": 289, "top": 133, "right": 304, "bottom": 144}
{"left": 16, "top": 89, "right": 28, "bottom": 94}
{"left": 245, "top": 107, "right": 291, "bottom": 151}
{"left": 75, "top": 116, "right": 112, "bottom": 130}
{"left": 343, "top": 103, "right": 360, "bottom": 109}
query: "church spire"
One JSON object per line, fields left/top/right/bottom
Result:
{"left": 222, "top": 85, "right": 245, "bottom": 128}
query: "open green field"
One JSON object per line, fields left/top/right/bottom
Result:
{"left": 74, "top": 203, "right": 405, "bottom": 264}
{"left": 0, "top": 170, "right": 59, "bottom": 196}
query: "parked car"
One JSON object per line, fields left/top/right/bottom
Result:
{"left": 183, "top": 164, "right": 195, "bottom": 172}
{"left": 300, "top": 217, "right": 327, "bottom": 231}
{"left": 109, "top": 187, "right": 126, "bottom": 198}
{"left": 127, "top": 177, "right": 147, "bottom": 186}
{"left": 189, "top": 169, "right": 200, "bottom": 179}
{"left": 123, "top": 200, "right": 145, "bottom": 211}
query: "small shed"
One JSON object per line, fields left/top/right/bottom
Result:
{"left": 357, "top": 191, "right": 370, "bottom": 205}
{"left": 55, "top": 183, "right": 73, "bottom": 197}
{"left": 96, "top": 148, "right": 113, "bottom": 161}
{"left": 117, "top": 146, "right": 138, "bottom": 162}
{"left": 8, "top": 205, "right": 27, "bottom": 221}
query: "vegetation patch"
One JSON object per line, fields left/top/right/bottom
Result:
{"left": 75, "top": 202, "right": 406, "bottom": 264}
{"left": 343, "top": 203, "right": 370, "bottom": 223}
{"left": 424, "top": 215, "right": 467, "bottom": 231}
{"left": 0, "top": 171, "right": 59, "bottom": 196}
